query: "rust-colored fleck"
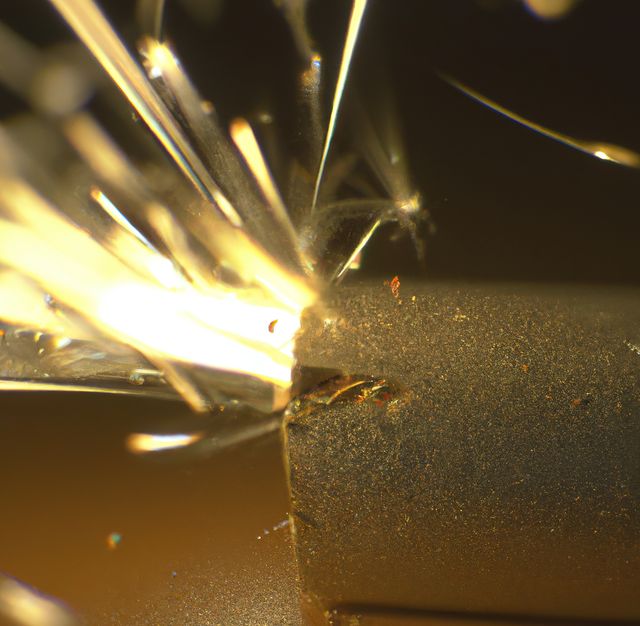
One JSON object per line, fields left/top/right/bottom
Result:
{"left": 571, "top": 398, "right": 582, "bottom": 407}
{"left": 268, "top": 319, "right": 278, "bottom": 333}
{"left": 384, "top": 275, "right": 400, "bottom": 298}
{"left": 521, "top": 364, "right": 529, "bottom": 373}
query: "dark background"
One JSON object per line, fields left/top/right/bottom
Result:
{"left": 2, "top": 0, "right": 640, "bottom": 285}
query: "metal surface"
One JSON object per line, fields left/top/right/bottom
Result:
{"left": 288, "top": 281, "right": 640, "bottom": 624}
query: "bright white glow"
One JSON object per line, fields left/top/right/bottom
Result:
{"left": 97, "top": 283, "right": 297, "bottom": 385}
{"left": 0, "top": 178, "right": 313, "bottom": 408}
{"left": 140, "top": 38, "right": 175, "bottom": 79}
{"left": 90, "top": 187, "right": 186, "bottom": 289}
{"left": 594, "top": 150, "right": 611, "bottom": 161}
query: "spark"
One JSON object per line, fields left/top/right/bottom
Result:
{"left": 90, "top": 187, "right": 154, "bottom": 249}
{"left": 126, "top": 431, "right": 205, "bottom": 453}
{"left": 0, "top": 176, "right": 307, "bottom": 410}
{"left": 334, "top": 217, "right": 381, "bottom": 282}
{"left": 0, "top": 0, "right": 418, "bottom": 413}
{"left": 136, "top": 38, "right": 302, "bottom": 272}
{"left": 312, "top": 0, "right": 369, "bottom": 209}
{"left": 441, "top": 72, "right": 640, "bottom": 168}
{"left": 126, "top": 415, "right": 281, "bottom": 459}
{"left": 47, "top": 0, "right": 243, "bottom": 225}
{"left": 230, "top": 117, "right": 303, "bottom": 266}
{"left": 89, "top": 187, "right": 187, "bottom": 289}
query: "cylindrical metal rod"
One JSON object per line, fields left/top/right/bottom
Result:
{"left": 287, "top": 282, "right": 640, "bottom": 624}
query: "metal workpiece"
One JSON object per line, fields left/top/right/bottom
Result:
{"left": 286, "top": 282, "right": 640, "bottom": 624}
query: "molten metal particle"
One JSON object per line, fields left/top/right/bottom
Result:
{"left": 384, "top": 275, "right": 401, "bottom": 299}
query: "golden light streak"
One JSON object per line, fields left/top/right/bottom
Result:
{"left": 126, "top": 431, "right": 205, "bottom": 453}
{"left": 441, "top": 73, "right": 640, "bottom": 168}
{"left": 64, "top": 113, "right": 141, "bottom": 194}
{"left": 351, "top": 96, "right": 421, "bottom": 217}
{"left": 89, "top": 188, "right": 189, "bottom": 290}
{"left": 193, "top": 215, "right": 316, "bottom": 311}
{"left": 137, "top": 38, "right": 279, "bottom": 256}
{"left": 47, "top": 0, "right": 243, "bottom": 225}
{"left": 64, "top": 114, "right": 224, "bottom": 291}
{"left": 64, "top": 107, "right": 315, "bottom": 307}
{"left": 312, "top": 0, "right": 368, "bottom": 209}
{"left": 230, "top": 117, "right": 303, "bottom": 263}
{"left": 334, "top": 217, "right": 381, "bottom": 282}
{"left": 56, "top": 35, "right": 315, "bottom": 314}
{"left": 143, "top": 202, "right": 223, "bottom": 291}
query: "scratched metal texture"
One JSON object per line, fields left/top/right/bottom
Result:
{"left": 288, "top": 281, "right": 640, "bottom": 624}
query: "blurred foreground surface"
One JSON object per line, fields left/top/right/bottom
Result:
{"left": 0, "top": 394, "right": 301, "bottom": 624}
